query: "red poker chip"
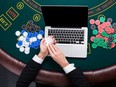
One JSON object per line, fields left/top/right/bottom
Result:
{"left": 90, "top": 19, "right": 95, "bottom": 25}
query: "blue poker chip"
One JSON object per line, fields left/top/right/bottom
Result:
{"left": 34, "top": 42, "right": 38, "bottom": 46}
{"left": 34, "top": 46, "right": 38, "bottom": 49}
{"left": 21, "top": 30, "right": 26, "bottom": 34}
{"left": 29, "top": 44, "right": 32, "bottom": 48}
{"left": 17, "top": 41, "right": 23, "bottom": 46}
{"left": 39, "top": 30, "right": 44, "bottom": 35}
{"left": 26, "top": 37, "right": 30, "bottom": 42}
{"left": 30, "top": 43, "right": 34, "bottom": 48}
{"left": 27, "top": 32, "right": 32, "bottom": 38}
{"left": 34, "top": 31, "right": 39, "bottom": 36}
{"left": 31, "top": 32, "right": 35, "bottom": 37}
{"left": 31, "top": 42, "right": 36, "bottom": 48}
{"left": 36, "top": 39, "right": 40, "bottom": 45}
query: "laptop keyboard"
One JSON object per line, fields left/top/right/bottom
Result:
{"left": 48, "top": 29, "right": 84, "bottom": 44}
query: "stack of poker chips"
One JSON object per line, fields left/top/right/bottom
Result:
{"left": 90, "top": 17, "right": 116, "bottom": 49}
{"left": 15, "top": 20, "right": 44, "bottom": 54}
{"left": 22, "top": 20, "right": 40, "bottom": 32}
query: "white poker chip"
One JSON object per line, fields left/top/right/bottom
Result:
{"left": 23, "top": 32, "right": 28, "bottom": 37}
{"left": 24, "top": 50, "right": 30, "bottom": 54}
{"left": 37, "top": 34, "right": 43, "bottom": 39}
{"left": 18, "top": 36, "right": 24, "bottom": 41}
{"left": 16, "top": 43, "right": 20, "bottom": 48}
{"left": 32, "top": 37, "right": 37, "bottom": 42}
{"left": 23, "top": 41, "right": 30, "bottom": 47}
{"left": 45, "top": 37, "right": 53, "bottom": 46}
{"left": 25, "top": 47, "right": 30, "bottom": 51}
{"left": 15, "top": 31, "right": 21, "bottom": 36}
{"left": 29, "top": 37, "right": 33, "bottom": 42}
{"left": 19, "top": 47, "right": 25, "bottom": 52}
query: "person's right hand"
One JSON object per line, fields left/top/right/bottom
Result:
{"left": 48, "top": 44, "right": 69, "bottom": 68}
{"left": 38, "top": 38, "right": 48, "bottom": 59}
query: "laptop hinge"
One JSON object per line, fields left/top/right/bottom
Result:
{"left": 51, "top": 26, "right": 82, "bottom": 28}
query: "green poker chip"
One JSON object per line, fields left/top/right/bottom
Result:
{"left": 113, "top": 39, "right": 116, "bottom": 43}
{"left": 93, "top": 38, "right": 99, "bottom": 43}
{"left": 92, "top": 43, "right": 97, "bottom": 48}
{"left": 97, "top": 41, "right": 104, "bottom": 47}
{"left": 99, "top": 38, "right": 104, "bottom": 42}
{"left": 92, "top": 30, "right": 98, "bottom": 35}
{"left": 101, "top": 31, "right": 107, "bottom": 37}
{"left": 100, "top": 17, "right": 106, "bottom": 22}
{"left": 113, "top": 34, "right": 116, "bottom": 38}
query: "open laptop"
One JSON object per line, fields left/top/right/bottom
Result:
{"left": 41, "top": 5, "right": 88, "bottom": 58}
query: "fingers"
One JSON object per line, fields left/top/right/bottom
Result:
{"left": 41, "top": 38, "right": 46, "bottom": 46}
{"left": 52, "top": 44, "right": 59, "bottom": 52}
{"left": 48, "top": 44, "right": 56, "bottom": 54}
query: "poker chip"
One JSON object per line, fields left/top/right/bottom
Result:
{"left": 90, "top": 19, "right": 95, "bottom": 25}
{"left": 90, "top": 36, "right": 95, "bottom": 42}
{"left": 23, "top": 32, "right": 28, "bottom": 37}
{"left": 92, "top": 30, "right": 98, "bottom": 35}
{"left": 107, "top": 18, "right": 113, "bottom": 23}
{"left": 21, "top": 25, "right": 27, "bottom": 29}
{"left": 19, "top": 47, "right": 25, "bottom": 52}
{"left": 111, "top": 42, "right": 115, "bottom": 48}
{"left": 90, "top": 24, "right": 96, "bottom": 30}
{"left": 16, "top": 43, "right": 20, "bottom": 48}
{"left": 108, "top": 36, "right": 114, "bottom": 42}
{"left": 24, "top": 50, "right": 30, "bottom": 54}
{"left": 25, "top": 47, "right": 30, "bottom": 51}
{"left": 95, "top": 20, "right": 100, "bottom": 25}
{"left": 18, "top": 36, "right": 24, "bottom": 41}
{"left": 112, "top": 23, "right": 116, "bottom": 28}
{"left": 113, "top": 34, "right": 116, "bottom": 38}
{"left": 39, "top": 30, "right": 44, "bottom": 35}
{"left": 92, "top": 43, "right": 97, "bottom": 49}
{"left": 97, "top": 41, "right": 104, "bottom": 47}
{"left": 26, "top": 37, "right": 30, "bottom": 42}
{"left": 107, "top": 42, "right": 112, "bottom": 47}
{"left": 32, "top": 37, "right": 37, "bottom": 42}
{"left": 100, "top": 17, "right": 105, "bottom": 22}
{"left": 35, "top": 26, "right": 40, "bottom": 31}
{"left": 28, "top": 20, "right": 33, "bottom": 25}
{"left": 17, "top": 41, "right": 23, "bottom": 46}
{"left": 37, "top": 34, "right": 43, "bottom": 39}
{"left": 101, "top": 31, "right": 107, "bottom": 37}
{"left": 15, "top": 31, "right": 21, "bottom": 36}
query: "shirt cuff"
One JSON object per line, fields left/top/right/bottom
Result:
{"left": 63, "top": 63, "right": 76, "bottom": 74}
{"left": 32, "top": 55, "right": 44, "bottom": 64}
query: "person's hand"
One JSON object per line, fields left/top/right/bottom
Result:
{"left": 38, "top": 38, "right": 48, "bottom": 59}
{"left": 48, "top": 44, "right": 69, "bottom": 68}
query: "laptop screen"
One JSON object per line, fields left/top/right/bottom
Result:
{"left": 41, "top": 5, "right": 88, "bottom": 28}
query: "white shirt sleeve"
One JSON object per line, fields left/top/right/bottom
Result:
{"left": 32, "top": 55, "right": 44, "bottom": 64}
{"left": 63, "top": 63, "right": 76, "bottom": 74}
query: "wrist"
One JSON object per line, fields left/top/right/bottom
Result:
{"left": 60, "top": 61, "right": 69, "bottom": 68}
{"left": 38, "top": 52, "right": 46, "bottom": 59}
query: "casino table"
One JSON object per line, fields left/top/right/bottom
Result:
{"left": 0, "top": 0, "right": 116, "bottom": 86}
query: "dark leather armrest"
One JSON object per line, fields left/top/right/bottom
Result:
{"left": 0, "top": 48, "right": 116, "bottom": 87}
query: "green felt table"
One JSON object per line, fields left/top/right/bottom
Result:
{"left": 0, "top": 0, "right": 116, "bottom": 72}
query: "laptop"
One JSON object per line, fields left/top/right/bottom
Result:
{"left": 41, "top": 5, "right": 88, "bottom": 58}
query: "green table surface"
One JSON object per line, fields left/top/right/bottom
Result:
{"left": 0, "top": 0, "right": 116, "bottom": 72}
